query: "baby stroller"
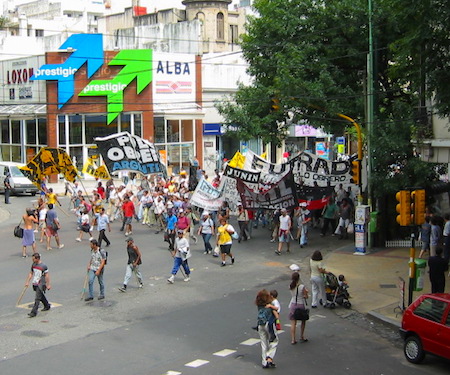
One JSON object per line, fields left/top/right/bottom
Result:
{"left": 324, "top": 272, "right": 351, "bottom": 309}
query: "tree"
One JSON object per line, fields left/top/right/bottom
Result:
{"left": 216, "top": 0, "right": 441, "bottom": 199}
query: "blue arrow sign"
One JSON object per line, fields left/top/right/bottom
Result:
{"left": 31, "top": 34, "right": 104, "bottom": 108}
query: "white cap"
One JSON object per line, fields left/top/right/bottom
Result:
{"left": 179, "top": 209, "right": 184, "bottom": 213}
{"left": 300, "top": 202, "right": 307, "bottom": 207}
{"left": 202, "top": 211, "right": 209, "bottom": 216}
{"left": 289, "top": 264, "right": 300, "bottom": 271}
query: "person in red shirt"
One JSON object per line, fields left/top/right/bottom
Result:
{"left": 121, "top": 195, "right": 135, "bottom": 236}
{"left": 176, "top": 209, "right": 191, "bottom": 240}
{"left": 97, "top": 182, "right": 106, "bottom": 200}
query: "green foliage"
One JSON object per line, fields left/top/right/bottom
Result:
{"left": 216, "top": 0, "right": 444, "bottom": 198}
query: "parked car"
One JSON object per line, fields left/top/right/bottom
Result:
{"left": 0, "top": 162, "right": 39, "bottom": 196}
{"left": 399, "top": 293, "right": 450, "bottom": 363}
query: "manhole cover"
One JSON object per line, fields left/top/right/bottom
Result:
{"left": 0, "top": 324, "right": 21, "bottom": 332}
{"left": 21, "top": 330, "right": 49, "bottom": 338}
{"left": 379, "top": 284, "right": 397, "bottom": 289}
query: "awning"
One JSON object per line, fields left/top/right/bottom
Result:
{"left": 0, "top": 104, "right": 47, "bottom": 118}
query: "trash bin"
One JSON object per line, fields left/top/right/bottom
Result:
{"left": 369, "top": 211, "right": 378, "bottom": 233}
{"left": 414, "top": 259, "right": 427, "bottom": 291}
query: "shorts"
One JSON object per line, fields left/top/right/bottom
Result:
{"left": 421, "top": 241, "right": 430, "bottom": 251}
{"left": 220, "top": 244, "right": 232, "bottom": 254}
{"left": 124, "top": 216, "right": 133, "bottom": 225}
{"left": 278, "top": 232, "right": 290, "bottom": 243}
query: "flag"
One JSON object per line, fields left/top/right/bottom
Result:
{"left": 20, "top": 147, "right": 78, "bottom": 187}
{"left": 95, "top": 132, "right": 167, "bottom": 177}
{"left": 228, "top": 151, "right": 245, "bottom": 169}
{"left": 82, "top": 157, "right": 111, "bottom": 180}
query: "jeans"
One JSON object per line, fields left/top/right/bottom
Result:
{"left": 171, "top": 257, "right": 190, "bottom": 276}
{"left": 88, "top": 269, "right": 104, "bottom": 298}
{"left": 202, "top": 233, "right": 213, "bottom": 252}
{"left": 31, "top": 285, "right": 50, "bottom": 314}
{"left": 123, "top": 264, "right": 142, "bottom": 286}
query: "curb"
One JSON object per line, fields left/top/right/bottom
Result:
{"left": 367, "top": 310, "right": 401, "bottom": 328}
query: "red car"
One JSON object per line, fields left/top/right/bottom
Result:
{"left": 399, "top": 293, "right": 450, "bottom": 363}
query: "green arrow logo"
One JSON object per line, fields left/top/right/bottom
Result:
{"left": 79, "top": 49, "right": 152, "bottom": 124}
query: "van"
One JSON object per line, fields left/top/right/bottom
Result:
{"left": 0, "top": 162, "right": 39, "bottom": 196}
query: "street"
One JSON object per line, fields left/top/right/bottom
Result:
{"left": 0, "top": 194, "right": 448, "bottom": 374}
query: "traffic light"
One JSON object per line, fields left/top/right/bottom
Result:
{"left": 270, "top": 97, "right": 280, "bottom": 112}
{"left": 411, "top": 189, "right": 426, "bottom": 225}
{"left": 396, "top": 190, "right": 411, "bottom": 226}
{"left": 350, "top": 160, "right": 360, "bottom": 185}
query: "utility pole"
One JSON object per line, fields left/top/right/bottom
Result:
{"left": 367, "top": 0, "right": 375, "bottom": 249}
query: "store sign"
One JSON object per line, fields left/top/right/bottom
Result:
{"left": 31, "top": 34, "right": 104, "bottom": 108}
{"left": 79, "top": 49, "right": 152, "bottom": 124}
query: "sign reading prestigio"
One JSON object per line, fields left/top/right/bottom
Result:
{"left": 31, "top": 34, "right": 104, "bottom": 108}
{"left": 79, "top": 49, "right": 152, "bottom": 124}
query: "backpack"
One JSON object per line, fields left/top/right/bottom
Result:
{"left": 100, "top": 248, "right": 108, "bottom": 265}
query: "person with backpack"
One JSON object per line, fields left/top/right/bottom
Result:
{"left": 85, "top": 239, "right": 107, "bottom": 301}
{"left": 118, "top": 237, "right": 143, "bottom": 292}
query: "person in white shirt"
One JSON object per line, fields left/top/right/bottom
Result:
{"left": 167, "top": 230, "right": 191, "bottom": 283}
{"left": 276, "top": 208, "right": 291, "bottom": 255}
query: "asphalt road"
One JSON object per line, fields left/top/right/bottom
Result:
{"left": 0, "top": 194, "right": 448, "bottom": 374}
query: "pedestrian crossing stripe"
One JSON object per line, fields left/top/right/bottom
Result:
{"left": 16, "top": 301, "right": 62, "bottom": 310}
{"left": 240, "top": 338, "right": 260, "bottom": 346}
{"left": 213, "top": 349, "right": 236, "bottom": 357}
{"left": 164, "top": 372, "right": 181, "bottom": 375}
{"left": 184, "top": 359, "right": 209, "bottom": 368}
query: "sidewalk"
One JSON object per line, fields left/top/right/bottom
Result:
{"left": 326, "top": 245, "right": 435, "bottom": 327}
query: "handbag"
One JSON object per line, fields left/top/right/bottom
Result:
{"left": 14, "top": 219, "right": 24, "bottom": 238}
{"left": 52, "top": 221, "right": 59, "bottom": 231}
{"left": 347, "top": 222, "right": 354, "bottom": 234}
{"left": 293, "top": 286, "right": 310, "bottom": 321}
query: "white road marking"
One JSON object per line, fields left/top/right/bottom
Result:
{"left": 164, "top": 371, "right": 182, "bottom": 375}
{"left": 213, "top": 349, "right": 236, "bottom": 357}
{"left": 185, "top": 359, "right": 209, "bottom": 368}
{"left": 240, "top": 338, "right": 260, "bottom": 346}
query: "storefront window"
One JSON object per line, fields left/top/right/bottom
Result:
{"left": 1, "top": 146, "right": 11, "bottom": 161}
{"left": 85, "top": 115, "right": 113, "bottom": 144}
{"left": 120, "top": 114, "right": 131, "bottom": 133}
{"left": 168, "top": 144, "right": 181, "bottom": 175}
{"left": 1, "top": 120, "right": 9, "bottom": 143}
{"left": 168, "top": 120, "right": 180, "bottom": 143}
{"left": 69, "top": 115, "right": 82, "bottom": 145}
{"left": 154, "top": 117, "right": 165, "bottom": 143}
{"left": 181, "top": 143, "right": 194, "bottom": 169}
{"left": 181, "top": 119, "right": 194, "bottom": 142}
{"left": 58, "top": 115, "right": 66, "bottom": 145}
{"left": 11, "top": 145, "right": 21, "bottom": 162}
{"left": 133, "top": 113, "right": 142, "bottom": 137}
{"left": 11, "top": 120, "right": 20, "bottom": 144}
{"left": 38, "top": 118, "right": 47, "bottom": 145}
{"left": 69, "top": 147, "right": 83, "bottom": 172}
{"left": 26, "top": 119, "right": 37, "bottom": 145}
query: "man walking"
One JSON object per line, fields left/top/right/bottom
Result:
{"left": 118, "top": 237, "right": 143, "bottom": 292}
{"left": 96, "top": 207, "right": 111, "bottom": 247}
{"left": 45, "top": 204, "right": 64, "bottom": 251}
{"left": 85, "top": 239, "right": 107, "bottom": 301}
{"left": 167, "top": 230, "right": 191, "bottom": 283}
{"left": 24, "top": 253, "right": 51, "bottom": 317}
{"left": 428, "top": 247, "right": 449, "bottom": 293}
{"left": 120, "top": 195, "right": 135, "bottom": 236}
{"left": 4, "top": 172, "right": 11, "bottom": 204}
{"left": 276, "top": 208, "right": 291, "bottom": 255}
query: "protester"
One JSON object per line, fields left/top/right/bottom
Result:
{"left": 85, "top": 239, "right": 107, "bottom": 301}
{"left": 198, "top": 211, "right": 215, "bottom": 254}
{"left": 45, "top": 204, "right": 64, "bottom": 251}
{"left": 216, "top": 217, "right": 236, "bottom": 266}
{"left": 276, "top": 208, "right": 291, "bottom": 255}
{"left": 24, "top": 253, "right": 51, "bottom": 317}
{"left": 4, "top": 172, "right": 11, "bottom": 204}
{"left": 288, "top": 270, "right": 309, "bottom": 344}
{"left": 428, "top": 247, "right": 448, "bottom": 293}
{"left": 76, "top": 207, "right": 94, "bottom": 242}
{"left": 120, "top": 194, "right": 135, "bottom": 236}
{"left": 167, "top": 230, "right": 191, "bottom": 283}
{"left": 310, "top": 250, "right": 328, "bottom": 308}
{"left": 237, "top": 204, "right": 250, "bottom": 242}
{"left": 96, "top": 207, "right": 111, "bottom": 247}
{"left": 22, "top": 208, "right": 38, "bottom": 258}
{"left": 118, "top": 237, "right": 143, "bottom": 292}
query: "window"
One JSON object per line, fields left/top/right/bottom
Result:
{"left": 26, "top": 119, "right": 37, "bottom": 144}
{"left": 217, "top": 13, "right": 225, "bottom": 40}
{"left": 38, "top": 118, "right": 47, "bottom": 145}
{"left": 154, "top": 117, "right": 165, "bottom": 143}
{"left": 35, "top": 29, "right": 44, "bottom": 37}
{"left": 86, "top": 115, "right": 111, "bottom": 144}
{"left": 168, "top": 120, "right": 180, "bottom": 143}
{"left": 414, "top": 298, "right": 447, "bottom": 323}
{"left": 1, "top": 120, "right": 9, "bottom": 143}
{"left": 230, "top": 25, "right": 239, "bottom": 44}
{"left": 11, "top": 120, "right": 20, "bottom": 143}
